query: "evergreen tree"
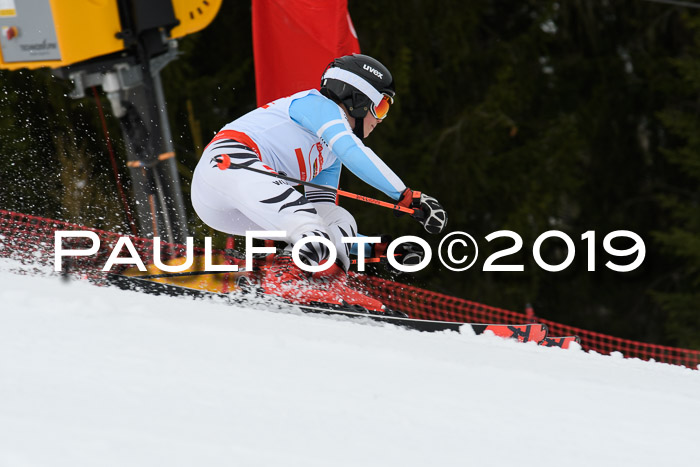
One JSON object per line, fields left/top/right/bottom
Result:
{"left": 655, "top": 12, "right": 700, "bottom": 348}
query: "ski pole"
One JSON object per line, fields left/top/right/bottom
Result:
{"left": 219, "top": 159, "right": 419, "bottom": 216}
{"left": 351, "top": 257, "right": 383, "bottom": 265}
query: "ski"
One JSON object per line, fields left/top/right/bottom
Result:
{"left": 474, "top": 323, "right": 548, "bottom": 343}
{"left": 539, "top": 335, "right": 581, "bottom": 349}
{"left": 296, "top": 300, "right": 548, "bottom": 341}
{"left": 102, "top": 273, "right": 548, "bottom": 341}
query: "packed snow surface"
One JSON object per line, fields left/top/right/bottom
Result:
{"left": 1, "top": 258, "right": 699, "bottom": 467}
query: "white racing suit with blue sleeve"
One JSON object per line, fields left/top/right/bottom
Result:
{"left": 191, "top": 89, "right": 406, "bottom": 270}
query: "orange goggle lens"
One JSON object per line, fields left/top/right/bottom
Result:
{"left": 371, "top": 94, "right": 393, "bottom": 120}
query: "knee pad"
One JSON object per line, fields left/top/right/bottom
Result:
{"left": 293, "top": 229, "right": 333, "bottom": 267}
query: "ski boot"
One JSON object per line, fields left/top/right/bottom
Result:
{"left": 259, "top": 256, "right": 390, "bottom": 315}
{"left": 311, "top": 262, "right": 389, "bottom": 315}
{"left": 260, "top": 255, "right": 346, "bottom": 306}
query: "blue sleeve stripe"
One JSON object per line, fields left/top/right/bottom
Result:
{"left": 328, "top": 130, "right": 352, "bottom": 149}
{"left": 333, "top": 136, "right": 406, "bottom": 199}
{"left": 316, "top": 119, "right": 345, "bottom": 137}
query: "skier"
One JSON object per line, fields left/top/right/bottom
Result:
{"left": 191, "top": 54, "right": 447, "bottom": 310}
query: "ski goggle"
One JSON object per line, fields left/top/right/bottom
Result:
{"left": 370, "top": 94, "right": 394, "bottom": 120}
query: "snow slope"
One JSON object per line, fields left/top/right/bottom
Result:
{"left": 1, "top": 258, "right": 699, "bottom": 467}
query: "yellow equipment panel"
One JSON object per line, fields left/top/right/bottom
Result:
{"left": 170, "top": 0, "right": 222, "bottom": 39}
{"left": 0, "top": 0, "right": 221, "bottom": 70}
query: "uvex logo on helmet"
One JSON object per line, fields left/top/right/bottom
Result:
{"left": 362, "top": 64, "right": 383, "bottom": 79}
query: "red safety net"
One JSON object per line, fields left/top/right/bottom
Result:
{"left": 2, "top": 209, "right": 699, "bottom": 369}
{"left": 349, "top": 274, "right": 700, "bottom": 369}
{"left": 0, "top": 209, "right": 220, "bottom": 275}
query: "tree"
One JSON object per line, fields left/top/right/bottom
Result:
{"left": 654, "top": 12, "right": 700, "bottom": 348}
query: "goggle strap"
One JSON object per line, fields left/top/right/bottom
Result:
{"left": 322, "top": 67, "right": 384, "bottom": 106}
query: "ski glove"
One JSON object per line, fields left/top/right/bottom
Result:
{"left": 397, "top": 188, "right": 448, "bottom": 234}
{"left": 372, "top": 234, "right": 426, "bottom": 268}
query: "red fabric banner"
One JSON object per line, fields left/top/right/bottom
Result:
{"left": 252, "top": 0, "right": 361, "bottom": 107}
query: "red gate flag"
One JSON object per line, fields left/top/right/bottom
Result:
{"left": 252, "top": 0, "right": 361, "bottom": 107}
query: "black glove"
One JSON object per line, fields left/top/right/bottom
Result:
{"left": 372, "top": 234, "right": 426, "bottom": 267}
{"left": 397, "top": 188, "right": 448, "bottom": 234}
